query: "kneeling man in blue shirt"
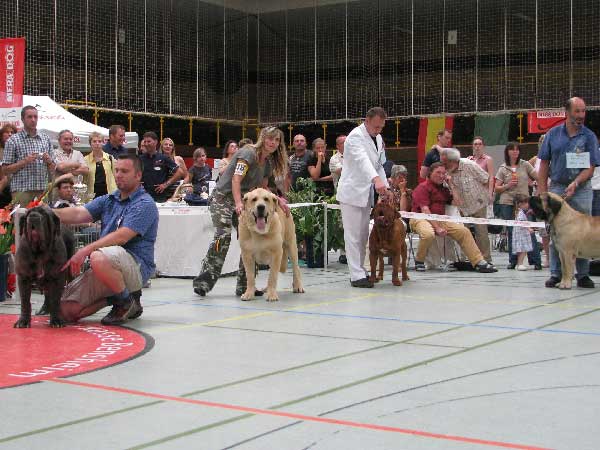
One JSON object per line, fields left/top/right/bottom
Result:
{"left": 54, "top": 154, "right": 159, "bottom": 325}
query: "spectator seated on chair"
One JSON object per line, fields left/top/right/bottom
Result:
{"left": 51, "top": 174, "right": 77, "bottom": 209}
{"left": 409, "top": 162, "right": 497, "bottom": 273}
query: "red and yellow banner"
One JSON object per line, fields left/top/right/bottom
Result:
{"left": 417, "top": 115, "right": 454, "bottom": 174}
{"left": 527, "top": 110, "right": 565, "bottom": 134}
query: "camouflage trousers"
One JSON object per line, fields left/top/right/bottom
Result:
{"left": 193, "top": 191, "right": 248, "bottom": 295}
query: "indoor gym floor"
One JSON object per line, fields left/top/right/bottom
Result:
{"left": 1, "top": 251, "right": 599, "bottom": 450}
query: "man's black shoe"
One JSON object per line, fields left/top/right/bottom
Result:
{"left": 128, "top": 291, "right": 143, "bottom": 319}
{"left": 101, "top": 298, "right": 136, "bottom": 326}
{"left": 534, "top": 264, "right": 543, "bottom": 271}
{"left": 545, "top": 276, "right": 561, "bottom": 288}
{"left": 194, "top": 287, "right": 207, "bottom": 296}
{"left": 339, "top": 255, "right": 347, "bottom": 264}
{"left": 235, "top": 288, "right": 264, "bottom": 297}
{"left": 350, "top": 278, "right": 374, "bottom": 288}
{"left": 507, "top": 263, "right": 516, "bottom": 270}
{"left": 577, "top": 276, "right": 595, "bottom": 289}
{"left": 414, "top": 261, "right": 426, "bottom": 272}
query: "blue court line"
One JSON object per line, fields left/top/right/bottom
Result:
{"left": 182, "top": 301, "right": 600, "bottom": 337}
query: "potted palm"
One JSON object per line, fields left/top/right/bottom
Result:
{"left": 286, "top": 178, "right": 344, "bottom": 267}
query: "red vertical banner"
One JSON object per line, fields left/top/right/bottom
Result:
{"left": 0, "top": 38, "right": 25, "bottom": 109}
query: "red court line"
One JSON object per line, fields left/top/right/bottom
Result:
{"left": 47, "top": 378, "right": 550, "bottom": 450}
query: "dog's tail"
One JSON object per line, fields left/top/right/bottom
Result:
{"left": 279, "top": 246, "right": 288, "bottom": 273}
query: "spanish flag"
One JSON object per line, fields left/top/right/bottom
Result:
{"left": 417, "top": 116, "right": 454, "bottom": 175}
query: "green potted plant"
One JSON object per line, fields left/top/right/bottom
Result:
{"left": 286, "top": 178, "right": 344, "bottom": 267}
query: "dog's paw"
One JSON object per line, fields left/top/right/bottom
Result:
{"left": 265, "top": 290, "right": 279, "bottom": 302}
{"left": 240, "top": 290, "right": 255, "bottom": 301}
{"left": 559, "top": 281, "right": 572, "bottom": 290}
{"left": 49, "top": 317, "right": 66, "bottom": 328}
{"left": 293, "top": 285, "right": 305, "bottom": 293}
{"left": 376, "top": 276, "right": 383, "bottom": 281}
{"left": 13, "top": 317, "right": 31, "bottom": 328}
{"left": 402, "top": 274, "right": 410, "bottom": 281}
{"left": 368, "top": 276, "right": 378, "bottom": 283}
{"left": 392, "top": 279, "right": 403, "bottom": 286}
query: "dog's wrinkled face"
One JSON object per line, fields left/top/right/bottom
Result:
{"left": 243, "top": 188, "right": 278, "bottom": 234}
{"left": 372, "top": 202, "right": 397, "bottom": 229}
{"left": 20, "top": 206, "right": 59, "bottom": 253}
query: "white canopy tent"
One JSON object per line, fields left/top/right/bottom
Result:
{"left": 13, "top": 96, "right": 138, "bottom": 150}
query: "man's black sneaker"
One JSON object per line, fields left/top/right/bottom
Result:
{"left": 476, "top": 261, "right": 497, "bottom": 273}
{"left": 128, "top": 291, "right": 143, "bottom": 319}
{"left": 577, "top": 276, "right": 595, "bottom": 289}
{"left": 101, "top": 298, "right": 136, "bottom": 326}
{"left": 545, "top": 276, "right": 561, "bottom": 288}
{"left": 350, "top": 278, "right": 374, "bottom": 288}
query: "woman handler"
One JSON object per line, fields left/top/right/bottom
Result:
{"left": 193, "top": 127, "right": 289, "bottom": 297}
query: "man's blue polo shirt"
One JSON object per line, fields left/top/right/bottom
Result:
{"left": 102, "top": 142, "right": 128, "bottom": 159}
{"left": 538, "top": 123, "right": 600, "bottom": 185}
{"left": 85, "top": 185, "right": 159, "bottom": 283}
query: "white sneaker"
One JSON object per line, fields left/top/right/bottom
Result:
{"left": 516, "top": 264, "right": 528, "bottom": 271}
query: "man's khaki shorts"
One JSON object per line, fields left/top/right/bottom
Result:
{"left": 61, "top": 246, "right": 143, "bottom": 308}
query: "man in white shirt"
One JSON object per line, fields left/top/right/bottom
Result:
{"left": 55, "top": 129, "right": 89, "bottom": 178}
{"left": 336, "top": 107, "right": 389, "bottom": 288}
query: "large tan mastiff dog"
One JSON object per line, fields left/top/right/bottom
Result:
{"left": 530, "top": 192, "right": 600, "bottom": 289}
{"left": 239, "top": 188, "right": 304, "bottom": 301}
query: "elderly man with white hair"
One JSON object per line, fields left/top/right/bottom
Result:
{"left": 442, "top": 147, "right": 493, "bottom": 264}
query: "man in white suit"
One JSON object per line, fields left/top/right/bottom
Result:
{"left": 336, "top": 107, "right": 389, "bottom": 287}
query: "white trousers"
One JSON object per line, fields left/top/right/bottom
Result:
{"left": 340, "top": 202, "right": 371, "bottom": 281}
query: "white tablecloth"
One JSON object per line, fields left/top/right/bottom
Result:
{"left": 155, "top": 205, "right": 240, "bottom": 277}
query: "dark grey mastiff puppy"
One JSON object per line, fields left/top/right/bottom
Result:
{"left": 14, "top": 206, "right": 74, "bottom": 328}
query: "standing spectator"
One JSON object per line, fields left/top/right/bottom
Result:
{"left": 0, "top": 124, "right": 17, "bottom": 208}
{"left": 419, "top": 128, "right": 452, "bottom": 179}
{"left": 84, "top": 132, "right": 118, "bottom": 199}
{"left": 161, "top": 137, "right": 188, "bottom": 179}
{"left": 308, "top": 138, "right": 334, "bottom": 196}
{"left": 528, "top": 134, "right": 550, "bottom": 268}
{"left": 495, "top": 142, "right": 541, "bottom": 270}
{"left": 538, "top": 97, "right": 600, "bottom": 288}
{"left": 410, "top": 163, "right": 496, "bottom": 273}
{"left": 443, "top": 148, "right": 493, "bottom": 264}
{"left": 218, "top": 140, "right": 239, "bottom": 176}
{"left": 468, "top": 136, "right": 495, "bottom": 203}
{"left": 289, "top": 134, "right": 313, "bottom": 191}
{"left": 139, "top": 131, "right": 184, "bottom": 203}
{"left": 2, "top": 105, "right": 56, "bottom": 205}
{"left": 55, "top": 155, "right": 158, "bottom": 325}
{"left": 512, "top": 194, "right": 534, "bottom": 271}
{"left": 193, "top": 127, "right": 289, "bottom": 297}
{"left": 55, "top": 129, "right": 89, "bottom": 177}
{"left": 329, "top": 134, "right": 346, "bottom": 190}
{"left": 336, "top": 107, "right": 389, "bottom": 288}
{"left": 103, "top": 125, "right": 128, "bottom": 158}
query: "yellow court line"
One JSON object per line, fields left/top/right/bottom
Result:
{"left": 152, "top": 292, "right": 379, "bottom": 334}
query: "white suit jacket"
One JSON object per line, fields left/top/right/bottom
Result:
{"left": 336, "top": 123, "right": 388, "bottom": 207}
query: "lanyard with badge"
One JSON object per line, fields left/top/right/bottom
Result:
{"left": 566, "top": 145, "right": 590, "bottom": 169}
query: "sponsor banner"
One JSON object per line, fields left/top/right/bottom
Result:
{"left": 527, "top": 110, "right": 566, "bottom": 134}
{"left": 1, "top": 316, "right": 147, "bottom": 388}
{"left": 0, "top": 38, "right": 25, "bottom": 114}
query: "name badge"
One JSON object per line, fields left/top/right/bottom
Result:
{"left": 566, "top": 151, "right": 590, "bottom": 169}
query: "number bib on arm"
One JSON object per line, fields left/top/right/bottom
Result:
{"left": 234, "top": 161, "right": 249, "bottom": 176}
